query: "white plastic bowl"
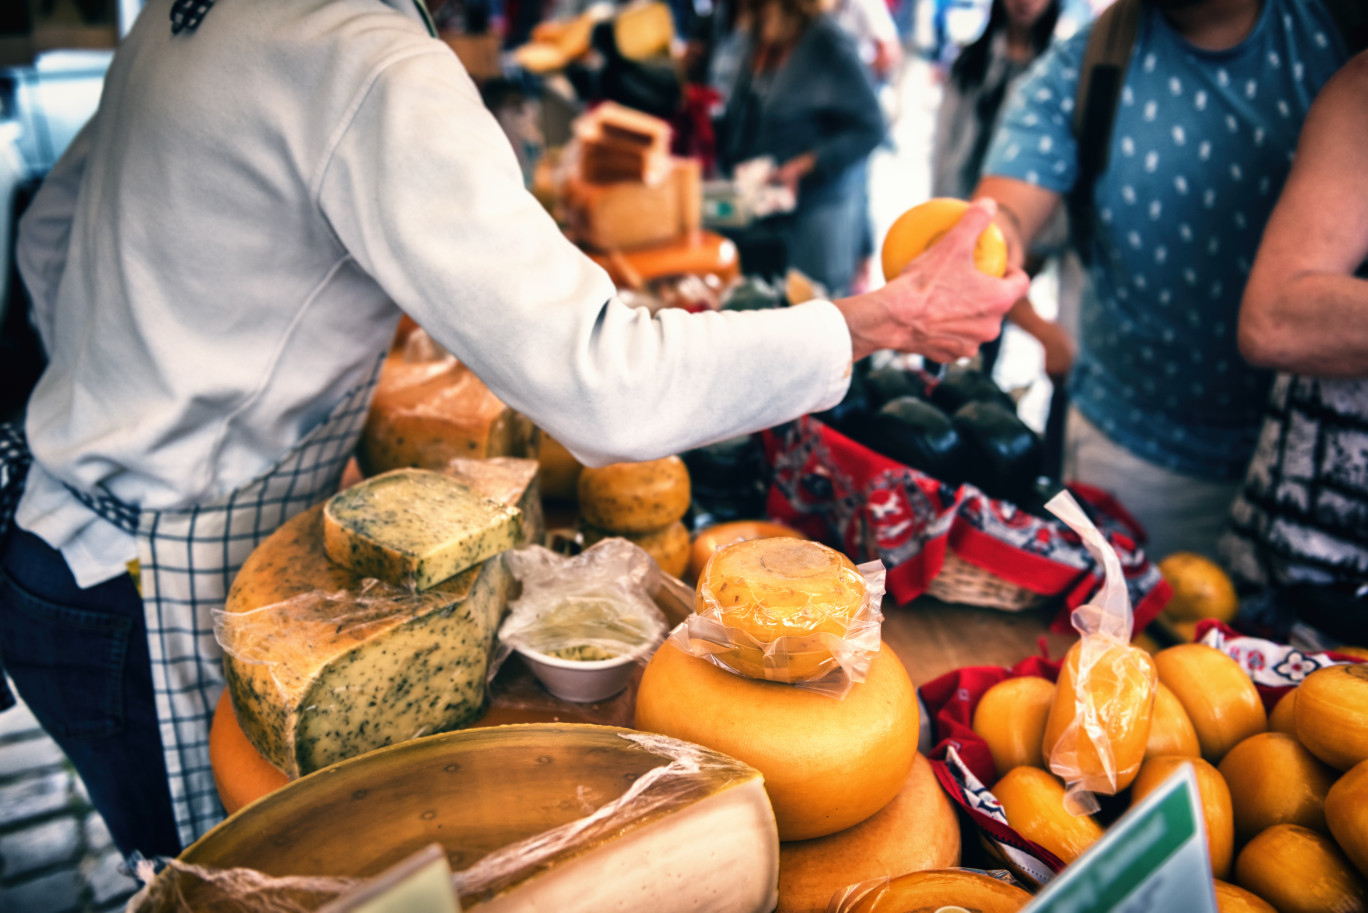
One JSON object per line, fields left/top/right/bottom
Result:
{"left": 516, "top": 644, "right": 647, "bottom": 703}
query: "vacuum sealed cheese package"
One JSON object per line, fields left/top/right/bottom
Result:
{"left": 671, "top": 537, "right": 886, "bottom": 697}
{"left": 1041, "top": 492, "right": 1157, "bottom": 813}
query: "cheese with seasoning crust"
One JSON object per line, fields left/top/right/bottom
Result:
{"left": 323, "top": 467, "right": 521, "bottom": 590}
{"left": 222, "top": 503, "right": 512, "bottom": 778}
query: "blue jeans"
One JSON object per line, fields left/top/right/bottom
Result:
{"left": 0, "top": 527, "right": 181, "bottom": 858}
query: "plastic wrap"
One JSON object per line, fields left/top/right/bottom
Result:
{"left": 825, "top": 868, "right": 1027, "bottom": 913}
{"left": 1042, "top": 492, "right": 1158, "bottom": 813}
{"left": 444, "top": 456, "right": 545, "bottom": 546}
{"left": 494, "top": 539, "right": 670, "bottom": 672}
{"left": 671, "top": 538, "right": 886, "bottom": 698}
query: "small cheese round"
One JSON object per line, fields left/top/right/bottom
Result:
{"left": 577, "top": 456, "right": 691, "bottom": 533}
{"left": 580, "top": 519, "right": 691, "bottom": 580}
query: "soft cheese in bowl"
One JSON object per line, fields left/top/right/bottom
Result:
{"left": 497, "top": 539, "right": 670, "bottom": 702}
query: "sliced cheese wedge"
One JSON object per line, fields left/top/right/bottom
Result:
{"left": 323, "top": 467, "right": 521, "bottom": 590}
{"left": 161, "top": 725, "right": 779, "bottom": 913}
{"left": 222, "top": 502, "right": 512, "bottom": 777}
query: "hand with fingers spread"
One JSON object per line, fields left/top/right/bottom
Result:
{"left": 835, "top": 199, "right": 1031, "bottom": 363}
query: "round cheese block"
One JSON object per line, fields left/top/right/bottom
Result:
{"left": 1268, "top": 688, "right": 1298, "bottom": 735}
{"left": 1326, "top": 759, "right": 1368, "bottom": 880}
{"left": 688, "top": 520, "right": 807, "bottom": 582}
{"left": 1154, "top": 644, "right": 1267, "bottom": 764}
{"left": 1234, "top": 824, "right": 1367, "bottom": 913}
{"left": 1041, "top": 639, "right": 1157, "bottom": 793}
{"left": 634, "top": 641, "right": 919, "bottom": 841}
{"left": 1294, "top": 663, "right": 1368, "bottom": 771}
{"left": 1219, "top": 731, "right": 1337, "bottom": 845}
{"left": 973, "top": 675, "right": 1055, "bottom": 779}
{"left": 580, "top": 519, "right": 691, "bottom": 580}
{"left": 1213, "top": 880, "right": 1277, "bottom": 913}
{"left": 992, "top": 766, "right": 1103, "bottom": 864}
{"left": 840, "top": 868, "right": 1031, "bottom": 913}
{"left": 577, "top": 456, "right": 691, "bottom": 533}
{"left": 1144, "top": 681, "right": 1202, "bottom": 761}
{"left": 1131, "top": 756, "right": 1234, "bottom": 880}
{"left": 881, "top": 198, "right": 1009, "bottom": 282}
{"left": 695, "top": 538, "right": 866, "bottom": 682}
{"left": 776, "top": 753, "right": 960, "bottom": 913}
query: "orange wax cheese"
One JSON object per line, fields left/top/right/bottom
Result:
{"left": 634, "top": 641, "right": 918, "bottom": 842}
{"left": 1326, "top": 759, "right": 1368, "bottom": 880}
{"left": 1145, "top": 681, "right": 1202, "bottom": 761}
{"left": 1042, "top": 639, "right": 1157, "bottom": 793}
{"left": 1154, "top": 644, "right": 1267, "bottom": 764}
{"left": 973, "top": 675, "right": 1055, "bottom": 778}
{"left": 992, "top": 765, "right": 1103, "bottom": 864}
{"left": 1294, "top": 663, "right": 1368, "bottom": 771}
{"left": 1131, "top": 756, "right": 1235, "bottom": 880}
{"left": 577, "top": 456, "right": 691, "bottom": 533}
{"left": 881, "top": 198, "right": 1008, "bottom": 281}
{"left": 1234, "top": 824, "right": 1367, "bottom": 913}
{"left": 1219, "top": 731, "right": 1337, "bottom": 844}
{"left": 1213, "top": 880, "right": 1277, "bottom": 913}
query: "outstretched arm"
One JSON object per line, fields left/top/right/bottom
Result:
{"left": 1237, "top": 51, "right": 1368, "bottom": 378}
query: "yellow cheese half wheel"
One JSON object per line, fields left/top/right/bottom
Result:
{"left": 1145, "top": 681, "right": 1202, "bottom": 761}
{"left": 1154, "top": 644, "right": 1267, "bottom": 764}
{"left": 1213, "top": 880, "right": 1277, "bottom": 913}
{"left": 580, "top": 520, "right": 691, "bottom": 580}
{"left": 577, "top": 456, "right": 691, "bottom": 533}
{"left": 992, "top": 765, "right": 1103, "bottom": 864}
{"left": 881, "top": 198, "right": 1009, "bottom": 281}
{"left": 1219, "top": 732, "right": 1337, "bottom": 844}
{"left": 1327, "top": 759, "right": 1368, "bottom": 880}
{"left": 1269, "top": 688, "right": 1298, "bottom": 735}
{"left": 695, "top": 538, "right": 867, "bottom": 682}
{"left": 1130, "top": 756, "right": 1234, "bottom": 880}
{"left": 634, "top": 641, "right": 918, "bottom": 841}
{"left": 1294, "top": 663, "right": 1368, "bottom": 771}
{"left": 841, "top": 869, "right": 1031, "bottom": 913}
{"left": 776, "top": 753, "right": 960, "bottom": 913}
{"left": 1041, "top": 640, "right": 1157, "bottom": 793}
{"left": 973, "top": 675, "right": 1055, "bottom": 779}
{"left": 1234, "top": 824, "right": 1368, "bottom": 913}
{"left": 689, "top": 520, "right": 807, "bottom": 582}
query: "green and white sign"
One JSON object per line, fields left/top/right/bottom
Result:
{"left": 1022, "top": 766, "right": 1217, "bottom": 913}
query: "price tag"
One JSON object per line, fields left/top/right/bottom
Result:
{"left": 1022, "top": 765, "right": 1217, "bottom": 913}
{"left": 317, "top": 844, "right": 461, "bottom": 913}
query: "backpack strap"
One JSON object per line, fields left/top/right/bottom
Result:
{"left": 1319, "top": 0, "right": 1368, "bottom": 56}
{"left": 1068, "top": 0, "right": 1143, "bottom": 262}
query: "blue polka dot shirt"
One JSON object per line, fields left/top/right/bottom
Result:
{"left": 984, "top": 0, "right": 1347, "bottom": 481}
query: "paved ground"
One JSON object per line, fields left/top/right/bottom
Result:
{"left": 0, "top": 52, "right": 1056, "bottom": 913}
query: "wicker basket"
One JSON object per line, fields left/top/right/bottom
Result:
{"left": 925, "top": 551, "right": 1046, "bottom": 613}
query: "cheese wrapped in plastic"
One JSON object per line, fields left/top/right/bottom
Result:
{"left": 1040, "top": 492, "right": 1158, "bottom": 812}
{"left": 358, "top": 329, "right": 537, "bottom": 475}
{"left": 673, "top": 538, "right": 885, "bottom": 696}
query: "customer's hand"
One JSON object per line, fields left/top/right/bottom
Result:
{"left": 836, "top": 199, "right": 1030, "bottom": 362}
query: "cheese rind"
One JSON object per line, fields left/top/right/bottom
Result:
{"left": 223, "top": 504, "right": 512, "bottom": 777}
{"left": 323, "top": 468, "right": 521, "bottom": 591}
{"left": 577, "top": 456, "right": 691, "bottom": 533}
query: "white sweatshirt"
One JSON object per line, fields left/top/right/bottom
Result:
{"left": 16, "top": 0, "right": 853, "bottom": 587}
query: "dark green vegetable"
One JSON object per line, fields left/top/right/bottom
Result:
{"left": 929, "top": 365, "right": 1015, "bottom": 414}
{"left": 951, "top": 400, "right": 1044, "bottom": 504}
{"left": 869, "top": 396, "right": 966, "bottom": 485}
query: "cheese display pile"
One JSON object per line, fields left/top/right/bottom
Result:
{"left": 133, "top": 724, "right": 781, "bottom": 913}
{"left": 219, "top": 467, "right": 524, "bottom": 778}
{"left": 577, "top": 456, "right": 693, "bottom": 579}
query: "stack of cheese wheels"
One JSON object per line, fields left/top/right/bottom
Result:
{"left": 577, "top": 456, "right": 692, "bottom": 578}
{"left": 635, "top": 538, "right": 951, "bottom": 913}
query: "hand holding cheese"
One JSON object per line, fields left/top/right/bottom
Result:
{"left": 838, "top": 198, "right": 1029, "bottom": 363}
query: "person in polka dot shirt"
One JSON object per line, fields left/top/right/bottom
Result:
{"left": 1221, "top": 50, "right": 1368, "bottom": 604}
{"left": 973, "top": 0, "right": 1350, "bottom": 560}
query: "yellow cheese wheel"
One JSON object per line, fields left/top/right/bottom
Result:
{"left": 841, "top": 869, "right": 1031, "bottom": 913}
{"left": 1218, "top": 731, "right": 1337, "bottom": 845}
{"left": 1155, "top": 644, "right": 1267, "bottom": 764}
{"left": 1145, "top": 681, "right": 1202, "bottom": 761}
{"left": 1158, "top": 551, "right": 1239, "bottom": 624}
{"left": 1269, "top": 688, "right": 1299, "bottom": 736}
{"left": 577, "top": 456, "right": 691, "bottom": 533}
{"left": 688, "top": 520, "right": 806, "bottom": 582}
{"left": 992, "top": 765, "right": 1104, "bottom": 864}
{"left": 776, "top": 754, "right": 960, "bottom": 913}
{"left": 634, "top": 641, "right": 918, "bottom": 841}
{"left": 1326, "top": 759, "right": 1368, "bottom": 880}
{"left": 973, "top": 675, "right": 1055, "bottom": 778}
{"left": 1294, "top": 663, "right": 1368, "bottom": 771}
{"left": 1041, "top": 640, "right": 1157, "bottom": 793}
{"left": 1130, "top": 756, "right": 1235, "bottom": 880}
{"left": 695, "top": 538, "right": 867, "bottom": 683}
{"left": 580, "top": 520, "right": 691, "bottom": 580}
{"left": 1234, "top": 824, "right": 1367, "bottom": 913}
{"left": 1213, "top": 880, "right": 1278, "bottom": 913}
{"left": 881, "top": 198, "right": 1009, "bottom": 281}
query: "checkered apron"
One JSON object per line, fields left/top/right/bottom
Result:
{"left": 4, "top": 356, "right": 383, "bottom": 847}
